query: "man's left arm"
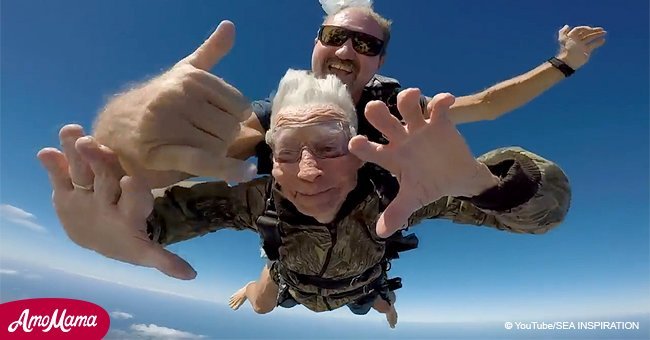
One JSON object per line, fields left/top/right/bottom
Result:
{"left": 408, "top": 147, "right": 571, "bottom": 234}
{"left": 428, "top": 25, "right": 606, "bottom": 124}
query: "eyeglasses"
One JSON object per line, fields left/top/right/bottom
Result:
{"left": 270, "top": 121, "right": 352, "bottom": 163}
{"left": 318, "top": 25, "right": 385, "bottom": 57}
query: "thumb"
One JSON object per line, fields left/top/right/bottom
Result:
{"left": 558, "top": 24, "right": 570, "bottom": 38}
{"left": 142, "top": 244, "right": 198, "bottom": 280}
{"left": 183, "top": 20, "right": 235, "bottom": 71}
{"left": 349, "top": 135, "right": 392, "bottom": 170}
{"left": 376, "top": 191, "right": 419, "bottom": 238}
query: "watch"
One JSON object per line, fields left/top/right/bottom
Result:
{"left": 548, "top": 57, "right": 575, "bottom": 77}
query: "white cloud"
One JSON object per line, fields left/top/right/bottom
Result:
{"left": 129, "top": 324, "right": 206, "bottom": 339}
{"left": 0, "top": 204, "right": 47, "bottom": 232}
{"left": 0, "top": 268, "right": 41, "bottom": 280}
{"left": 0, "top": 205, "right": 35, "bottom": 220}
{"left": 110, "top": 311, "right": 134, "bottom": 320}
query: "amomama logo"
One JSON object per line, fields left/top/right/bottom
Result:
{"left": 0, "top": 298, "right": 110, "bottom": 339}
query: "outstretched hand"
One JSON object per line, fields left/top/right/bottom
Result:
{"left": 95, "top": 20, "right": 257, "bottom": 188}
{"left": 556, "top": 25, "right": 606, "bottom": 70}
{"left": 38, "top": 124, "right": 197, "bottom": 280}
{"left": 349, "top": 89, "right": 499, "bottom": 238}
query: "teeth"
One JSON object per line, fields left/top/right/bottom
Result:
{"left": 329, "top": 62, "right": 353, "bottom": 73}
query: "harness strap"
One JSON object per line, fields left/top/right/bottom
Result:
{"left": 256, "top": 181, "right": 283, "bottom": 261}
{"left": 288, "top": 263, "right": 379, "bottom": 291}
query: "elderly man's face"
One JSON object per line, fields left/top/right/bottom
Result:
{"left": 311, "top": 7, "right": 385, "bottom": 102}
{"left": 270, "top": 105, "right": 363, "bottom": 223}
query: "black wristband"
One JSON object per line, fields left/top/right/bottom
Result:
{"left": 548, "top": 57, "right": 575, "bottom": 77}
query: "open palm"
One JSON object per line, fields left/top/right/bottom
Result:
{"left": 349, "top": 89, "right": 498, "bottom": 237}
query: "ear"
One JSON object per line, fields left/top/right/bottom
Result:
{"left": 378, "top": 55, "right": 386, "bottom": 68}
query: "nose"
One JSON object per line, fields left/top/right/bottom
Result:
{"left": 297, "top": 150, "right": 323, "bottom": 182}
{"left": 334, "top": 39, "right": 356, "bottom": 60}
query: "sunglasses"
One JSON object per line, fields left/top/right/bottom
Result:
{"left": 318, "top": 25, "right": 385, "bottom": 57}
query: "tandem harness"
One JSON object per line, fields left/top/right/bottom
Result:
{"left": 255, "top": 179, "right": 419, "bottom": 305}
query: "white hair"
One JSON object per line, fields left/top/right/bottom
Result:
{"left": 319, "top": 0, "right": 373, "bottom": 15}
{"left": 266, "top": 69, "right": 357, "bottom": 144}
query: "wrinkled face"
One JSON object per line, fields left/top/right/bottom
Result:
{"left": 270, "top": 105, "right": 363, "bottom": 223}
{"left": 311, "top": 8, "right": 385, "bottom": 102}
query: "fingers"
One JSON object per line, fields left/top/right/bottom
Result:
{"left": 587, "top": 38, "right": 606, "bottom": 52}
{"left": 582, "top": 30, "right": 606, "bottom": 43}
{"left": 192, "top": 72, "right": 253, "bottom": 122}
{"left": 76, "top": 137, "right": 125, "bottom": 205}
{"left": 397, "top": 88, "right": 426, "bottom": 131}
{"left": 183, "top": 20, "right": 235, "bottom": 71}
{"left": 187, "top": 102, "right": 242, "bottom": 144}
{"left": 426, "top": 93, "right": 456, "bottom": 124}
{"left": 375, "top": 192, "right": 421, "bottom": 238}
{"left": 568, "top": 26, "right": 590, "bottom": 37}
{"left": 59, "top": 124, "right": 94, "bottom": 188}
{"left": 348, "top": 135, "right": 392, "bottom": 169}
{"left": 37, "top": 148, "right": 73, "bottom": 192}
{"left": 146, "top": 144, "right": 256, "bottom": 182}
{"left": 365, "top": 100, "right": 407, "bottom": 142}
{"left": 118, "top": 176, "right": 154, "bottom": 222}
{"left": 140, "top": 244, "right": 197, "bottom": 280}
{"left": 569, "top": 26, "right": 605, "bottom": 40}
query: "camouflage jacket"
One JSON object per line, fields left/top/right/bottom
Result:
{"left": 147, "top": 147, "right": 571, "bottom": 312}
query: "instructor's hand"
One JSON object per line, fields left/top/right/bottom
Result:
{"left": 94, "top": 20, "right": 256, "bottom": 188}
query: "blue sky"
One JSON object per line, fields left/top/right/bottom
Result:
{"left": 1, "top": 0, "right": 649, "bottom": 338}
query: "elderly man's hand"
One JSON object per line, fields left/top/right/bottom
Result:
{"left": 349, "top": 89, "right": 499, "bottom": 238}
{"left": 556, "top": 25, "right": 606, "bottom": 70}
{"left": 93, "top": 20, "right": 256, "bottom": 188}
{"left": 37, "top": 125, "right": 197, "bottom": 280}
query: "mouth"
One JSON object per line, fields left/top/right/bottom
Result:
{"left": 326, "top": 59, "right": 355, "bottom": 76}
{"left": 297, "top": 187, "right": 334, "bottom": 198}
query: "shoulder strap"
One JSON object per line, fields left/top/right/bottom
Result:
{"left": 255, "top": 181, "right": 283, "bottom": 261}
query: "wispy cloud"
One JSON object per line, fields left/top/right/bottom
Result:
{"left": 0, "top": 268, "right": 42, "bottom": 280}
{"left": 129, "top": 324, "right": 206, "bottom": 339}
{"left": 0, "top": 204, "right": 47, "bottom": 232}
{"left": 0, "top": 269, "right": 19, "bottom": 275}
{"left": 110, "top": 311, "right": 134, "bottom": 320}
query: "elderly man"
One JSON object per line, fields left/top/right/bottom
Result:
{"left": 38, "top": 69, "right": 570, "bottom": 326}
{"left": 85, "top": 4, "right": 605, "bottom": 191}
